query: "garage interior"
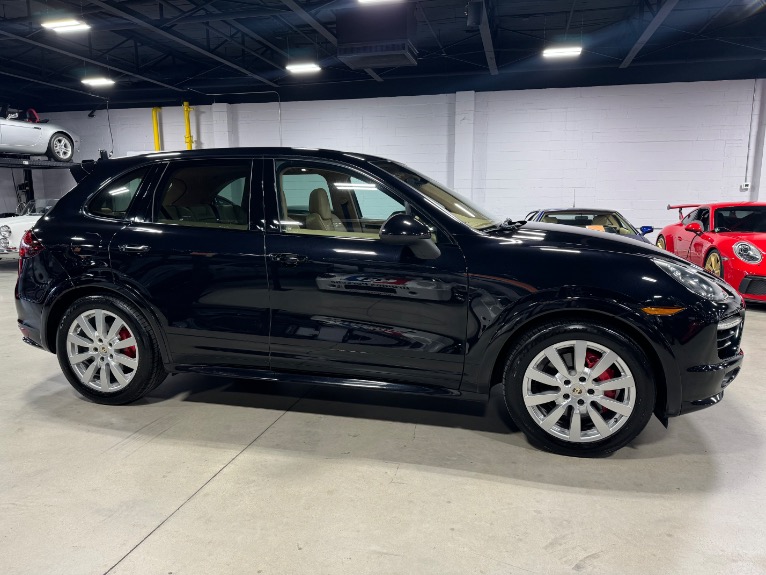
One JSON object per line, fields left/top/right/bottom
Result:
{"left": 2, "top": 0, "right": 766, "bottom": 574}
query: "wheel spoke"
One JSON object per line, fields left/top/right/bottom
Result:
{"left": 68, "top": 333, "right": 93, "bottom": 348}
{"left": 569, "top": 406, "right": 582, "bottom": 441}
{"left": 109, "top": 363, "right": 129, "bottom": 386}
{"left": 573, "top": 340, "right": 587, "bottom": 373}
{"left": 524, "top": 367, "right": 561, "bottom": 388}
{"left": 539, "top": 403, "right": 568, "bottom": 431}
{"left": 69, "top": 351, "right": 94, "bottom": 365}
{"left": 587, "top": 403, "right": 612, "bottom": 438}
{"left": 76, "top": 317, "right": 96, "bottom": 340}
{"left": 113, "top": 354, "right": 138, "bottom": 370}
{"left": 81, "top": 361, "right": 98, "bottom": 384}
{"left": 113, "top": 337, "right": 136, "bottom": 351}
{"left": 595, "top": 375, "right": 635, "bottom": 392}
{"left": 588, "top": 350, "right": 616, "bottom": 380}
{"left": 94, "top": 310, "right": 106, "bottom": 338}
{"left": 100, "top": 363, "right": 110, "bottom": 390}
{"left": 524, "top": 392, "right": 559, "bottom": 406}
{"left": 594, "top": 396, "right": 633, "bottom": 417}
{"left": 544, "top": 348, "right": 570, "bottom": 377}
{"left": 106, "top": 317, "right": 125, "bottom": 341}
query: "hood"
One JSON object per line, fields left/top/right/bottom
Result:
{"left": 714, "top": 231, "right": 766, "bottom": 248}
{"left": 486, "top": 221, "right": 674, "bottom": 259}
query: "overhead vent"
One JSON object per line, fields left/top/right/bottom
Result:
{"left": 336, "top": 4, "right": 418, "bottom": 70}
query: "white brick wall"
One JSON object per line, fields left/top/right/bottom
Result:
{"left": 4, "top": 79, "right": 763, "bottom": 235}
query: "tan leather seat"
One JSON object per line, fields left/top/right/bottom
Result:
{"left": 542, "top": 215, "right": 558, "bottom": 223}
{"left": 306, "top": 188, "right": 346, "bottom": 232}
{"left": 591, "top": 214, "right": 612, "bottom": 227}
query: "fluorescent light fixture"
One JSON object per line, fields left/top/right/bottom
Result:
{"left": 42, "top": 19, "right": 90, "bottom": 32}
{"left": 359, "top": 0, "right": 403, "bottom": 3}
{"left": 82, "top": 77, "right": 115, "bottom": 87}
{"left": 543, "top": 46, "right": 582, "bottom": 58}
{"left": 286, "top": 62, "right": 321, "bottom": 74}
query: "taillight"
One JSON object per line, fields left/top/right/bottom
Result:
{"left": 19, "top": 230, "right": 44, "bottom": 259}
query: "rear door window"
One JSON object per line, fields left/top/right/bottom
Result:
{"left": 88, "top": 167, "right": 149, "bottom": 219}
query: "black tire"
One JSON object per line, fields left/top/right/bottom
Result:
{"left": 56, "top": 295, "right": 167, "bottom": 405}
{"left": 47, "top": 132, "right": 74, "bottom": 162}
{"left": 502, "top": 320, "right": 655, "bottom": 457}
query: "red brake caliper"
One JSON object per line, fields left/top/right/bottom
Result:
{"left": 118, "top": 327, "right": 136, "bottom": 359}
{"left": 585, "top": 351, "right": 618, "bottom": 413}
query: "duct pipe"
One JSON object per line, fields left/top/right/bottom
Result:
{"left": 183, "top": 101, "right": 194, "bottom": 150}
{"left": 151, "top": 107, "right": 162, "bottom": 151}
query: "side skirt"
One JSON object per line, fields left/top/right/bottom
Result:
{"left": 172, "top": 364, "right": 486, "bottom": 401}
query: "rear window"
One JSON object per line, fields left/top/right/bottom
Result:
{"left": 88, "top": 167, "right": 149, "bottom": 219}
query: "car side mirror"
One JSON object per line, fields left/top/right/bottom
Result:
{"left": 639, "top": 225, "right": 654, "bottom": 236}
{"left": 379, "top": 214, "right": 441, "bottom": 260}
{"left": 684, "top": 222, "right": 703, "bottom": 235}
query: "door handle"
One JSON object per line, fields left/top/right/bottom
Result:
{"left": 118, "top": 244, "right": 151, "bottom": 253}
{"left": 269, "top": 252, "right": 307, "bottom": 266}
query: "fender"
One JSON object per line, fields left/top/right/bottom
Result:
{"left": 41, "top": 274, "right": 173, "bottom": 365}
{"left": 460, "top": 286, "right": 680, "bottom": 417}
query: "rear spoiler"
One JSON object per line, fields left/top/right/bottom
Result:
{"left": 70, "top": 150, "right": 111, "bottom": 183}
{"left": 667, "top": 203, "right": 700, "bottom": 220}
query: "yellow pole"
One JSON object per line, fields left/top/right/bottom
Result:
{"left": 151, "top": 107, "right": 162, "bottom": 151}
{"left": 183, "top": 101, "right": 193, "bottom": 150}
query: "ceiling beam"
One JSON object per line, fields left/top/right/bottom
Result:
{"left": 0, "top": 69, "right": 107, "bottom": 99}
{"left": 620, "top": 0, "right": 680, "bottom": 68}
{"left": 85, "top": 0, "right": 278, "bottom": 87}
{"left": 279, "top": 0, "right": 382, "bottom": 82}
{"left": 477, "top": 1, "right": 498, "bottom": 75}
{"left": 0, "top": 29, "right": 186, "bottom": 92}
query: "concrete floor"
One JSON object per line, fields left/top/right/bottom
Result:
{"left": 1, "top": 258, "right": 765, "bottom": 575}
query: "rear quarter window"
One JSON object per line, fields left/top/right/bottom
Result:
{"left": 88, "top": 166, "right": 149, "bottom": 219}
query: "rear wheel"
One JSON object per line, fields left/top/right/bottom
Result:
{"left": 47, "top": 132, "right": 73, "bottom": 162}
{"left": 704, "top": 249, "right": 724, "bottom": 278}
{"left": 56, "top": 295, "right": 166, "bottom": 404}
{"left": 502, "top": 320, "right": 655, "bottom": 457}
{"left": 656, "top": 235, "right": 666, "bottom": 250}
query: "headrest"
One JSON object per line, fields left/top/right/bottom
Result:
{"left": 164, "top": 178, "right": 187, "bottom": 205}
{"left": 592, "top": 214, "right": 611, "bottom": 226}
{"left": 309, "top": 188, "right": 332, "bottom": 220}
{"left": 542, "top": 215, "right": 558, "bottom": 223}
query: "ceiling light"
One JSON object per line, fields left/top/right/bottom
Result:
{"left": 286, "top": 63, "right": 321, "bottom": 74}
{"left": 543, "top": 46, "right": 582, "bottom": 58}
{"left": 42, "top": 19, "right": 91, "bottom": 32}
{"left": 82, "top": 77, "right": 115, "bottom": 87}
{"left": 358, "top": 0, "right": 404, "bottom": 3}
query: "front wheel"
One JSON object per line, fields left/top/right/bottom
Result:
{"left": 656, "top": 235, "right": 666, "bottom": 250}
{"left": 56, "top": 295, "right": 167, "bottom": 404}
{"left": 47, "top": 132, "right": 73, "bottom": 162}
{"left": 502, "top": 320, "right": 655, "bottom": 457}
{"left": 704, "top": 248, "right": 724, "bottom": 278}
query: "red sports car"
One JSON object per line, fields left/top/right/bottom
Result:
{"left": 657, "top": 202, "right": 766, "bottom": 302}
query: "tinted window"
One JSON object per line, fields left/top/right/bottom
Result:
{"left": 714, "top": 207, "right": 766, "bottom": 232}
{"left": 682, "top": 209, "right": 698, "bottom": 225}
{"left": 696, "top": 208, "right": 710, "bottom": 231}
{"left": 276, "top": 163, "right": 406, "bottom": 239}
{"left": 88, "top": 167, "right": 149, "bottom": 219}
{"left": 155, "top": 162, "right": 250, "bottom": 229}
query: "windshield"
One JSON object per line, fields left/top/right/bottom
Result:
{"left": 538, "top": 210, "right": 638, "bottom": 236}
{"left": 373, "top": 160, "right": 501, "bottom": 230}
{"left": 19, "top": 199, "right": 58, "bottom": 216}
{"left": 714, "top": 207, "right": 766, "bottom": 233}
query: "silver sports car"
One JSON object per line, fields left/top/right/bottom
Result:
{"left": 0, "top": 107, "right": 79, "bottom": 162}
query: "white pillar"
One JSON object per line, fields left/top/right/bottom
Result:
{"left": 453, "top": 91, "right": 476, "bottom": 199}
{"left": 212, "top": 103, "right": 234, "bottom": 149}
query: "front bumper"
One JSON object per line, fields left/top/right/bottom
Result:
{"left": 737, "top": 275, "right": 766, "bottom": 302}
{"left": 680, "top": 349, "right": 743, "bottom": 414}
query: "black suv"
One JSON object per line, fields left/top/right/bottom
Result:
{"left": 15, "top": 148, "right": 744, "bottom": 456}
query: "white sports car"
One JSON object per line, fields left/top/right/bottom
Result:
{"left": 0, "top": 199, "right": 58, "bottom": 257}
{"left": 0, "top": 107, "right": 78, "bottom": 162}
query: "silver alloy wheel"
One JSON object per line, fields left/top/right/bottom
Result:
{"left": 52, "top": 135, "right": 72, "bottom": 160}
{"left": 66, "top": 309, "right": 139, "bottom": 392}
{"left": 522, "top": 340, "right": 636, "bottom": 443}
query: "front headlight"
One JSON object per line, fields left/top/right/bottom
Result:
{"left": 0, "top": 225, "right": 10, "bottom": 238}
{"left": 653, "top": 259, "right": 728, "bottom": 302}
{"left": 733, "top": 241, "right": 762, "bottom": 264}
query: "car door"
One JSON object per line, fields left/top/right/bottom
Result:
{"left": 673, "top": 209, "right": 698, "bottom": 258}
{"left": 688, "top": 207, "right": 711, "bottom": 266}
{"left": 0, "top": 117, "right": 43, "bottom": 149}
{"left": 108, "top": 157, "right": 271, "bottom": 368}
{"left": 263, "top": 158, "right": 469, "bottom": 389}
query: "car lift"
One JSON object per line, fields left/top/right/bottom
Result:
{"left": 0, "top": 156, "right": 80, "bottom": 211}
